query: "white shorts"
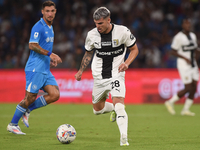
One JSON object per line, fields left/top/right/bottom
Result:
{"left": 178, "top": 66, "right": 199, "bottom": 84}
{"left": 92, "top": 76, "right": 126, "bottom": 104}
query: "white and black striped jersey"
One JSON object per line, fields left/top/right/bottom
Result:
{"left": 85, "top": 24, "right": 136, "bottom": 79}
{"left": 171, "top": 31, "right": 198, "bottom": 69}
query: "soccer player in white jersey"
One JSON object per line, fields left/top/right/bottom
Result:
{"left": 165, "top": 18, "right": 199, "bottom": 116}
{"left": 7, "top": 1, "right": 62, "bottom": 135}
{"left": 75, "top": 7, "right": 139, "bottom": 146}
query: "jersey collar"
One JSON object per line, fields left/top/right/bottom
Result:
{"left": 98, "top": 23, "right": 114, "bottom": 35}
{"left": 40, "top": 18, "right": 52, "bottom": 28}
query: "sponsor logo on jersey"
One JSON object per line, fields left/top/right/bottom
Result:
{"left": 182, "top": 43, "right": 197, "bottom": 51}
{"left": 96, "top": 48, "right": 123, "bottom": 56}
{"left": 102, "top": 41, "right": 112, "bottom": 46}
{"left": 46, "top": 37, "right": 54, "bottom": 42}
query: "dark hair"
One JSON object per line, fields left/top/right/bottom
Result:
{"left": 181, "top": 17, "right": 190, "bottom": 25}
{"left": 42, "top": 1, "right": 56, "bottom": 9}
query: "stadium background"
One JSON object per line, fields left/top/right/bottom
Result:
{"left": 1, "top": 0, "right": 200, "bottom": 103}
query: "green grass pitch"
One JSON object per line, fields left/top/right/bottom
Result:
{"left": 0, "top": 103, "right": 200, "bottom": 150}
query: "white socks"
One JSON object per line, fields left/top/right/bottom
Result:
{"left": 93, "top": 102, "right": 128, "bottom": 139}
{"left": 168, "top": 94, "right": 180, "bottom": 104}
{"left": 104, "top": 102, "right": 115, "bottom": 112}
{"left": 182, "top": 98, "right": 193, "bottom": 111}
{"left": 115, "top": 103, "right": 128, "bottom": 138}
{"left": 93, "top": 102, "right": 114, "bottom": 115}
{"left": 168, "top": 95, "right": 194, "bottom": 111}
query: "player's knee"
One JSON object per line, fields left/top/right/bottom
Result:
{"left": 186, "top": 85, "right": 195, "bottom": 94}
{"left": 184, "top": 86, "right": 191, "bottom": 93}
{"left": 54, "top": 92, "right": 60, "bottom": 101}
{"left": 50, "top": 91, "right": 60, "bottom": 102}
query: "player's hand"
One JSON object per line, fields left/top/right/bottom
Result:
{"left": 118, "top": 63, "right": 128, "bottom": 73}
{"left": 75, "top": 71, "right": 83, "bottom": 81}
{"left": 50, "top": 59, "right": 57, "bottom": 67}
{"left": 50, "top": 53, "right": 62, "bottom": 67}
{"left": 185, "top": 58, "right": 191, "bottom": 65}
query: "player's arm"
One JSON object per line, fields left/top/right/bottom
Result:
{"left": 29, "top": 43, "right": 50, "bottom": 55}
{"left": 29, "top": 43, "right": 62, "bottom": 66}
{"left": 170, "top": 49, "right": 191, "bottom": 64}
{"left": 195, "top": 48, "right": 200, "bottom": 67}
{"left": 75, "top": 50, "right": 94, "bottom": 81}
{"left": 118, "top": 44, "right": 139, "bottom": 72}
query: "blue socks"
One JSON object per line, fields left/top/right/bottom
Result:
{"left": 10, "top": 96, "right": 47, "bottom": 125}
{"left": 11, "top": 105, "right": 26, "bottom": 125}
{"left": 28, "top": 96, "right": 47, "bottom": 111}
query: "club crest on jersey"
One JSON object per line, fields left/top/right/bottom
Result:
{"left": 185, "top": 76, "right": 188, "bottom": 80}
{"left": 32, "top": 84, "right": 37, "bottom": 90}
{"left": 113, "top": 39, "right": 119, "bottom": 46}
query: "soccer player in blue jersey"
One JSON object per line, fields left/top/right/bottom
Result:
{"left": 7, "top": 1, "right": 62, "bottom": 135}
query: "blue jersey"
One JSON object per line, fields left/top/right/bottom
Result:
{"left": 25, "top": 18, "right": 54, "bottom": 74}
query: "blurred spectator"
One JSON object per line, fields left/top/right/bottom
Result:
{"left": 145, "top": 42, "right": 161, "bottom": 68}
{"left": 74, "top": 45, "right": 84, "bottom": 70}
{"left": 54, "top": 35, "right": 72, "bottom": 56}
{"left": 3, "top": 54, "right": 15, "bottom": 68}
{"left": 0, "top": 0, "right": 200, "bottom": 69}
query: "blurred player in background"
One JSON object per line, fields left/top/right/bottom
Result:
{"left": 165, "top": 18, "right": 199, "bottom": 116}
{"left": 75, "top": 7, "right": 138, "bottom": 146}
{"left": 7, "top": 1, "right": 62, "bottom": 135}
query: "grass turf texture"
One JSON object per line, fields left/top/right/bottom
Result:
{"left": 0, "top": 104, "right": 200, "bottom": 150}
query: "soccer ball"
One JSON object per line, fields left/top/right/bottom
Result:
{"left": 56, "top": 124, "right": 76, "bottom": 144}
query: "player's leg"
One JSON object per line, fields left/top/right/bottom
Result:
{"left": 165, "top": 84, "right": 190, "bottom": 115}
{"left": 27, "top": 72, "right": 60, "bottom": 111}
{"left": 7, "top": 71, "right": 43, "bottom": 133}
{"left": 22, "top": 84, "right": 59, "bottom": 127}
{"left": 42, "top": 85, "right": 60, "bottom": 104}
{"left": 113, "top": 97, "right": 129, "bottom": 146}
{"left": 111, "top": 77, "right": 128, "bottom": 146}
{"left": 22, "top": 72, "right": 59, "bottom": 127}
{"left": 181, "top": 67, "right": 198, "bottom": 116}
{"left": 181, "top": 80, "right": 197, "bottom": 116}
{"left": 7, "top": 92, "right": 37, "bottom": 134}
{"left": 92, "top": 79, "right": 114, "bottom": 115}
{"left": 165, "top": 68, "right": 190, "bottom": 115}
{"left": 93, "top": 97, "right": 114, "bottom": 115}
{"left": 20, "top": 72, "right": 48, "bottom": 127}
